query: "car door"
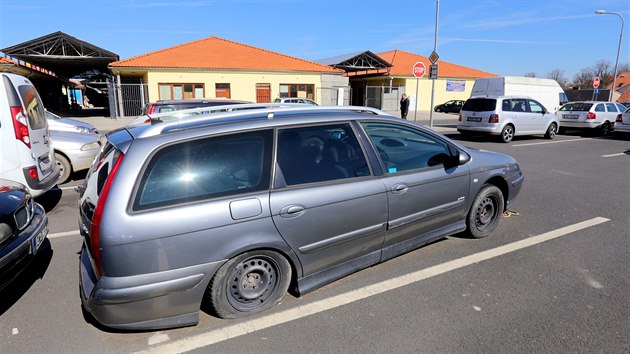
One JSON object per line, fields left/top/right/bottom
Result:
{"left": 7, "top": 75, "right": 54, "bottom": 180}
{"left": 360, "top": 122, "right": 470, "bottom": 260}
{"left": 508, "top": 98, "right": 531, "bottom": 133}
{"left": 270, "top": 123, "right": 388, "bottom": 277}
{"left": 527, "top": 99, "right": 549, "bottom": 133}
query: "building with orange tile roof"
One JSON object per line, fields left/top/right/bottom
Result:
{"left": 606, "top": 71, "right": 630, "bottom": 103}
{"left": 108, "top": 36, "right": 349, "bottom": 115}
{"left": 319, "top": 49, "right": 496, "bottom": 113}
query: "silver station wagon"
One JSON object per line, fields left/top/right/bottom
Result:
{"left": 78, "top": 105, "right": 524, "bottom": 330}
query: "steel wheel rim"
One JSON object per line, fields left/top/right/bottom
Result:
{"left": 227, "top": 256, "right": 279, "bottom": 311}
{"left": 475, "top": 196, "right": 497, "bottom": 230}
{"left": 56, "top": 160, "right": 66, "bottom": 180}
{"left": 549, "top": 124, "right": 556, "bottom": 138}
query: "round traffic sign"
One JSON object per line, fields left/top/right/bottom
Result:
{"left": 593, "top": 77, "right": 600, "bottom": 89}
{"left": 413, "top": 62, "right": 426, "bottom": 78}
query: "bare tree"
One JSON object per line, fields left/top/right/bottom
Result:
{"left": 546, "top": 68, "right": 568, "bottom": 87}
{"left": 524, "top": 72, "right": 536, "bottom": 78}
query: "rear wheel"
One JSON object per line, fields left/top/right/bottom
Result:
{"left": 55, "top": 153, "right": 72, "bottom": 184}
{"left": 500, "top": 125, "right": 514, "bottom": 143}
{"left": 466, "top": 185, "right": 504, "bottom": 238}
{"left": 544, "top": 122, "right": 557, "bottom": 139}
{"left": 598, "top": 122, "right": 611, "bottom": 136}
{"left": 208, "top": 250, "right": 291, "bottom": 319}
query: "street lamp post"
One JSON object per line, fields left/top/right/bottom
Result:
{"left": 595, "top": 10, "right": 624, "bottom": 102}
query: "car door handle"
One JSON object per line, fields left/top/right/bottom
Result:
{"left": 391, "top": 184, "right": 408, "bottom": 194}
{"left": 280, "top": 205, "right": 306, "bottom": 218}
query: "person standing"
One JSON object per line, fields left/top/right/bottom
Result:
{"left": 400, "top": 93, "right": 410, "bottom": 119}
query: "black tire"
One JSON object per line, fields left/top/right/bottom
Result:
{"left": 208, "top": 250, "right": 291, "bottom": 319}
{"left": 500, "top": 125, "right": 514, "bottom": 143}
{"left": 598, "top": 122, "right": 611, "bottom": 136}
{"left": 544, "top": 122, "right": 557, "bottom": 139}
{"left": 466, "top": 185, "right": 504, "bottom": 238}
{"left": 55, "top": 153, "right": 72, "bottom": 184}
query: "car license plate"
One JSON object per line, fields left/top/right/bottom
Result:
{"left": 563, "top": 114, "right": 579, "bottom": 119}
{"left": 38, "top": 155, "right": 52, "bottom": 173}
{"left": 467, "top": 117, "right": 482, "bottom": 122}
{"left": 31, "top": 226, "right": 48, "bottom": 253}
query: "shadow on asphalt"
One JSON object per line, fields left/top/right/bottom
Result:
{"left": 35, "top": 187, "right": 63, "bottom": 213}
{"left": 0, "top": 239, "right": 53, "bottom": 316}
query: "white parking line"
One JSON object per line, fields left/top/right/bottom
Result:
{"left": 136, "top": 216, "right": 610, "bottom": 354}
{"left": 48, "top": 230, "right": 79, "bottom": 239}
{"left": 512, "top": 137, "right": 592, "bottom": 147}
{"left": 602, "top": 152, "right": 627, "bottom": 158}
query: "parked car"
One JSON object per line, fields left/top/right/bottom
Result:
{"left": 51, "top": 131, "right": 102, "bottom": 184}
{"left": 434, "top": 100, "right": 465, "bottom": 113}
{"left": 0, "top": 73, "right": 58, "bottom": 197}
{"left": 273, "top": 97, "right": 318, "bottom": 105}
{"left": 556, "top": 101, "right": 627, "bottom": 136}
{"left": 46, "top": 110, "right": 99, "bottom": 135}
{"left": 613, "top": 107, "right": 630, "bottom": 138}
{"left": 144, "top": 98, "right": 251, "bottom": 114}
{"left": 457, "top": 96, "right": 559, "bottom": 143}
{"left": 0, "top": 179, "right": 48, "bottom": 291}
{"left": 78, "top": 105, "right": 523, "bottom": 330}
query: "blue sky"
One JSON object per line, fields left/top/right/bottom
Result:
{"left": 0, "top": 0, "right": 628, "bottom": 81}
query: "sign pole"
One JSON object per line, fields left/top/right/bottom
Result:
{"left": 414, "top": 78, "right": 419, "bottom": 121}
{"left": 429, "top": 0, "right": 440, "bottom": 128}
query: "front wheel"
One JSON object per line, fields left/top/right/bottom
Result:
{"left": 545, "top": 123, "right": 557, "bottom": 139}
{"left": 207, "top": 250, "right": 291, "bottom": 319}
{"left": 466, "top": 185, "right": 505, "bottom": 238}
{"left": 500, "top": 125, "right": 514, "bottom": 143}
{"left": 55, "top": 153, "right": 72, "bottom": 184}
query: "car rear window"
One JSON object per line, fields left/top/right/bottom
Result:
{"left": 462, "top": 98, "right": 496, "bottom": 112}
{"left": 18, "top": 85, "right": 47, "bottom": 130}
{"left": 134, "top": 130, "right": 272, "bottom": 211}
{"left": 559, "top": 103, "right": 593, "bottom": 111}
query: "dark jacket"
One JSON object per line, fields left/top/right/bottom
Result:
{"left": 400, "top": 97, "right": 410, "bottom": 113}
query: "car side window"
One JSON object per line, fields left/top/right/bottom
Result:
{"left": 502, "top": 99, "right": 512, "bottom": 111}
{"left": 528, "top": 100, "right": 545, "bottom": 114}
{"left": 276, "top": 124, "right": 370, "bottom": 186}
{"left": 134, "top": 130, "right": 272, "bottom": 211}
{"left": 511, "top": 99, "right": 528, "bottom": 112}
{"left": 595, "top": 104, "right": 605, "bottom": 112}
{"left": 361, "top": 122, "right": 452, "bottom": 174}
{"left": 605, "top": 103, "right": 617, "bottom": 112}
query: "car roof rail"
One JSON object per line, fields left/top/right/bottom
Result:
{"left": 137, "top": 104, "right": 393, "bottom": 138}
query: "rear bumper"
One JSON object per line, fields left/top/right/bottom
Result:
{"left": 613, "top": 123, "right": 630, "bottom": 133}
{"left": 457, "top": 124, "right": 502, "bottom": 135}
{"left": 79, "top": 246, "right": 225, "bottom": 330}
{"left": 559, "top": 121, "right": 603, "bottom": 129}
{"left": 22, "top": 165, "right": 60, "bottom": 197}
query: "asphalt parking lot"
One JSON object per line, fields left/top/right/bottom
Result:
{"left": 1, "top": 112, "right": 628, "bottom": 353}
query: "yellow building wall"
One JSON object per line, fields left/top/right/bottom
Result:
{"left": 145, "top": 70, "right": 325, "bottom": 103}
{"left": 402, "top": 77, "right": 476, "bottom": 111}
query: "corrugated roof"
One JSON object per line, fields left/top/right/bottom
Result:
{"left": 110, "top": 36, "right": 341, "bottom": 73}
{"left": 377, "top": 49, "right": 495, "bottom": 78}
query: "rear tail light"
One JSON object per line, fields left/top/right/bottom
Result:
{"left": 587, "top": 112, "right": 596, "bottom": 120}
{"left": 146, "top": 105, "right": 155, "bottom": 115}
{"left": 489, "top": 114, "right": 499, "bottom": 123}
{"left": 11, "top": 106, "right": 30, "bottom": 147}
{"left": 28, "top": 167, "right": 37, "bottom": 180}
{"left": 89, "top": 152, "right": 125, "bottom": 277}
{"left": 616, "top": 114, "right": 622, "bottom": 122}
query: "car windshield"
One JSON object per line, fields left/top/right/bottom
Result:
{"left": 462, "top": 98, "right": 496, "bottom": 112}
{"left": 559, "top": 103, "right": 593, "bottom": 111}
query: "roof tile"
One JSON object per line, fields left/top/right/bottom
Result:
{"left": 110, "top": 36, "right": 341, "bottom": 73}
{"left": 377, "top": 49, "right": 495, "bottom": 78}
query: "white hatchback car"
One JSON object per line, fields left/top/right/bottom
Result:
{"left": 457, "top": 96, "right": 559, "bottom": 143}
{"left": 556, "top": 101, "right": 627, "bottom": 136}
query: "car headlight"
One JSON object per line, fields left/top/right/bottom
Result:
{"left": 74, "top": 126, "right": 91, "bottom": 134}
{"left": 0, "top": 223, "right": 13, "bottom": 244}
{"left": 81, "top": 141, "right": 101, "bottom": 151}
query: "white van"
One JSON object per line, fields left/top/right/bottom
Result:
{"left": 471, "top": 76, "right": 568, "bottom": 113}
{"left": 0, "top": 73, "right": 58, "bottom": 196}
